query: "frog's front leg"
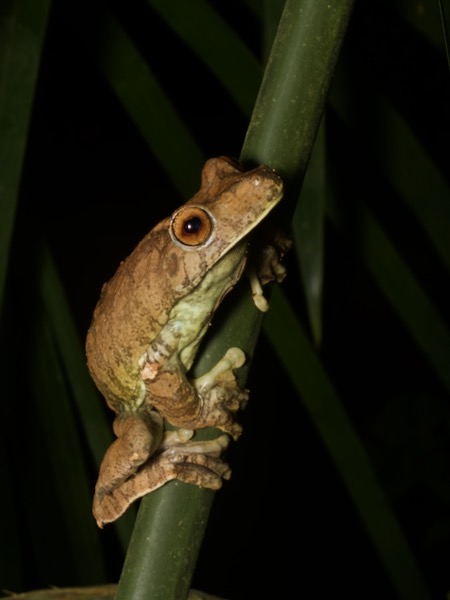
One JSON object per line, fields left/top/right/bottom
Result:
{"left": 192, "top": 347, "right": 248, "bottom": 439}
{"left": 141, "top": 347, "right": 247, "bottom": 440}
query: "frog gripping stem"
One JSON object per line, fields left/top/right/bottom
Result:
{"left": 142, "top": 347, "right": 248, "bottom": 441}
{"left": 86, "top": 157, "right": 284, "bottom": 524}
{"left": 93, "top": 434, "right": 231, "bottom": 527}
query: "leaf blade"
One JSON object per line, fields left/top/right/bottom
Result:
{"left": 0, "top": 0, "right": 52, "bottom": 313}
{"left": 146, "top": 0, "right": 261, "bottom": 116}
{"left": 264, "top": 286, "right": 432, "bottom": 600}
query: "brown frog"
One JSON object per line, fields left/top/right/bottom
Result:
{"left": 86, "top": 157, "right": 285, "bottom": 527}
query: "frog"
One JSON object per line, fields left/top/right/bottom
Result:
{"left": 86, "top": 156, "right": 285, "bottom": 527}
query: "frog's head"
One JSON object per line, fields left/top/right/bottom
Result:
{"left": 164, "top": 156, "right": 283, "bottom": 295}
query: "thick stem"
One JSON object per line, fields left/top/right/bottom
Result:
{"left": 115, "top": 1, "right": 355, "bottom": 598}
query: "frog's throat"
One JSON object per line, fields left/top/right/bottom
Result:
{"left": 138, "top": 244, "right": 247, "bottom": 382}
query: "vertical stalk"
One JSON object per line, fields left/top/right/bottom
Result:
{"left": 115, "top": 1, "right": 355, "bottom": 598}
{"left": 242, "top": 0, "right": 354, "bottom": 180}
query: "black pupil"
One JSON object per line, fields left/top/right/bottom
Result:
{"left": 183, "top": 216, "right": 202, "bottom": 234}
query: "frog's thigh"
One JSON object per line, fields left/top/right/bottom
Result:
{"left": 95, "top": 410, "right": 163, "bottom": 497}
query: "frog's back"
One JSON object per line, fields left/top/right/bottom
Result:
{"left": 86, "top": 222, "right": 178, "bottom": 412}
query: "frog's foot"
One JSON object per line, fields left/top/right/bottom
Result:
{"left": 93, "top": 433, "right": 230, "bottom": 527}
{"left": 192, "top": 347, "right": 248, "bottom": 441}
{"left": 248, "top": 228, "right": 292, "bottom": 312}
{"left": 94, "top": 409, "right": 163, "bottom": 498}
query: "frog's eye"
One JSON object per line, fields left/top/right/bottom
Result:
{"left": 170, "top": 206, "right": 214, "bottom": 247}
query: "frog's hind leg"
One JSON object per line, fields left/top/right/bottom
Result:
{"left": 94, "top": 409, "right": 163, "bottom": 500}
{"left": 93, "top": 433, "right": 231, "bottom": 527}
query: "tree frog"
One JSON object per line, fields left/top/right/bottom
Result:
{"left": 86, "top": 156, "right": 285, "bottom": 527}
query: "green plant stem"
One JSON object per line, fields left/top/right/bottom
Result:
{"left": 116, "top": 484, "right": 216, "bottom": 600}
{"left": 242, "top": 0, "right": 354, "bottom": 181}
{"left": 115, "top": 1, "right": 355, "bottom": 598}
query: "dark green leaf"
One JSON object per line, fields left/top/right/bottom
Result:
{"left": 146, "top": 0, "right": 261, "bottom": 116}
{"left": 38, "top": 243, "right": 135, "bottom": 551}
{"left": 328, "top": 193, "right": 450, "bottom": 396}
{"left": 30, "top": 310, "right": 107, "bottom": 582}
{"left": 0, "top": 0, "right": 52, "bottom": 314}
{"left": 293, "top": 118, "right": 326, "bottom": 345}
{"left": 264, "top": 286, "right": 432, "bottom": 600}
{"left": 69, "top": 5, "right": 205, "bottom": 197}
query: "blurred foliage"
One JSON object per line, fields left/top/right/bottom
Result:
{"left": 0, "top": 0, "right": 449, "bottom": 599}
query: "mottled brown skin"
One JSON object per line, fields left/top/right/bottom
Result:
{"left": 86, "top": 157, "right": 284, "bottom": 526}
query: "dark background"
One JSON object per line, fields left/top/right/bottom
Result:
{"left": 3, "top": 1, "right": 450, "bottom": 598}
